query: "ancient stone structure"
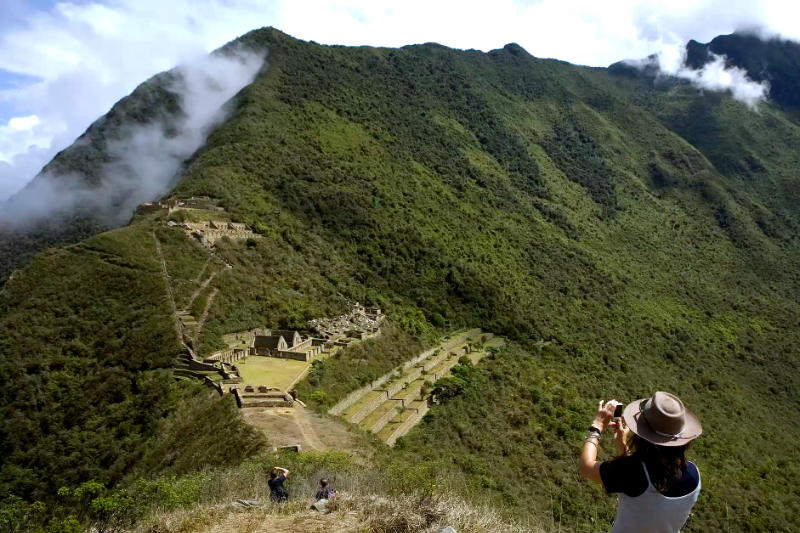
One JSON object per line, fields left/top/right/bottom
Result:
{"left": 232, "top": 385, "right": 294, "bottom": 408}
{"left": 204, "top": 347, "right": 248, "bottom": 364}
{"left": 138, "top": 202, "right": 171, "bottom": 215}
{"left": 327, "top": 329, "right": 503, "bottom": 446}
{"left": 309, "top": 302, "right": 385, "bottom": 340}
{"left": 253, "top": 329, "right": 325, "bottom": 361}
{"left": 181, "top": 220, "right": 258, "bottom": 247}
{"left": 254, "top": 334, "right": 288, "bottom": 354}
{"left": 178, "top": 196, "right": 223, "bottom": 210}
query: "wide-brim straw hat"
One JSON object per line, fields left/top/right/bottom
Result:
{"left": 622, "top": 391, "right": 702, "bottom": 447}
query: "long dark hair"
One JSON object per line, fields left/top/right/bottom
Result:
{"left": 630, "top": 434, "right": 689, "bottom": 492}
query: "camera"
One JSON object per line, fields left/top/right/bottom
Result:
{"left": 613, "top": 403, "right": 624, "bottom": 418}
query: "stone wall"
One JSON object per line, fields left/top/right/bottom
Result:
{"left": 232, "top": 385, "right": 294, "bottom": 408}
{"left": 275, "top": 350, "right": 311, "bottom": 361}
{"left": 205, "top": 348, "right": 248, "bottom": 363}
{"left": 386, "top": 403, "right": 430, "bottom": 446}
{"left": 138, "top": 202, "right": 169, "bottom": 214}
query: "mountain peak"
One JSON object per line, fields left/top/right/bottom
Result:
{"left": 683, "top": 31, "right": 800, "bottom": 110}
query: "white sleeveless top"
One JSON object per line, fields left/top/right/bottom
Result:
{"left": 610, "top": 461, "right": 701, "bottom": 533}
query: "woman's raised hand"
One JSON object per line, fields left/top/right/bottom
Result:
{"left": 592, "top": 399, "right": 619, "bottom": 431}
{"left": 609, "top": 418, "right": 631, "bottom": 456}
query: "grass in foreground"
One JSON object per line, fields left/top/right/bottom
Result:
{"left": 127, "top": 451, "right": 534, "bottom": 533}
{"left": 2, "top": 450, "right": 534, "bottom": 533}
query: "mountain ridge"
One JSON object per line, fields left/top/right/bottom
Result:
{"left": 2, "top": 29, "right": 799, "bottom": 283}
{"left": 2, "top": 27, "right": 800, "bottom": 531}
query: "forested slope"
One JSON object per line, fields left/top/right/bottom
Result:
{"left": 1, "top": 27, "right": 799, "bottom": 531}
{"left": 0, "top": 71, "right": 182, "bottom": 282}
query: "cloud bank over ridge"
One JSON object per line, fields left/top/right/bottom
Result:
{"left": 0, "top": 48, "right": 264, "bottom": 229}
{"left": 1, "top": 0, "right": 799, "bottom": 202}
{"left": 638, "top": 44, "right": 771, "bottom": 108}
{"left": 676, "top": 54, "right": 769, "bottom": 108}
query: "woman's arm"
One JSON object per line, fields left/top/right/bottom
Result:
{"left": 275, "top": 466, "right": 290, "bottom": 478}
{"left": 578, "top": 400, "right": 617, "bottom": 484}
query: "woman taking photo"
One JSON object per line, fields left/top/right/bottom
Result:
{"left": 578, "top": 391, "right": 702, "bottom": 533}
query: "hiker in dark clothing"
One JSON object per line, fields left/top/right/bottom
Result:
{"left": 268, "top": 466, "right": 290, "bottom": 502}
{"left": 316, "top": 478, "right": 336, "bottom": 500}
{"left": 311, "top": 478, "right": 336, "bottom": 512}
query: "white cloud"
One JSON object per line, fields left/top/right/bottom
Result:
{"left": 0, "top": 0, "right": 275, "bottom": 201}
{"left": 7, "top": 115, "right": 40, "bottom": 131}
{"left": 0, "top": 0, "right": 798, "bottom": 201}
{"left": 667, "top": 53, "right": 770, "bottom": 109}
{"left": 1, "top": 48, "right": 264, "bottom": 228}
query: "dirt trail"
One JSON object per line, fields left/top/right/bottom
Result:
{"left": 248, "top": 407, "right": 324, "bottom": 451}
{"left": 152, "top": 231, "right": 182, "bottom": 342}
{"left": 193, "top": 287, "right": 218, "bottom": 344}
{"left": 293, "top": 404, "right": 327, "bottom": 451}
{"left": 194, "top": 258, "right": 211, "bottom": 284}
{"left": 184, "top": 269, "right": 220, "bottom": 312}
{"left": 241, "top": 406, "right": 361, "bottom": 453}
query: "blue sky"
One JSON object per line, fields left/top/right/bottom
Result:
{"left": 0, "top": 0, "right": 797, "bottom": 201}
{"left": 0, "top": 1, "right": 50, "bottom": 121}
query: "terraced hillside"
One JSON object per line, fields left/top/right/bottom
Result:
{"left": 329, "top": 329, "right": 504, "bottom": 445}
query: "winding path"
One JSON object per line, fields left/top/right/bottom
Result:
{"left": 152, "top": 231, "right": 182, "bottom": 343}
{"left": 184, "top": 267, "right": 219, "bottom": 312}
{"left": 193, "top": 287, "right": 219, "bottom": 345}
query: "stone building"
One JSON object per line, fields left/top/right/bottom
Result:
{"left": 181, "top": 219, "right": 257, "bottom": 247}
{"left": 273, "top": 330, "right": 303, "bottom": 347}
{"left": 254, "top": 334, "right": 288, "bottom": 354}
{"left": 252, "top": 330, "right": 325, "bottom": 362}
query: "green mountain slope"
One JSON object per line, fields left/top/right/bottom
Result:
{"left": 0, "top": 71, "right": 182, "bottom": 283}
{"left": 2, "top": 28, "right": 800, "bottom": 531}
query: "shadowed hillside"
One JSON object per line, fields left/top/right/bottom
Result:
{"left": 686, "top": 32, "right": 800, "bottom": 113}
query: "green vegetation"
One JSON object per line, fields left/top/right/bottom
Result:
{"left": 429, "top": 356, "right": 476, "bottom": 403}
{"left": 2, "top": 27, "right": 800, "bottom": 531}
{"left": 2, "top": 450, "right": 531, "bottom": 533}
{"left": 0, "top": 224, "right": 263, "bottom": 503}
{"left": 296, "top": 326, "right": 425, "bottom": 408}
{"left": 235, "top": 355, "right": 308, "bottom": 390}
{"left": 396, "top": 343, "right": 800, "bottom": 531}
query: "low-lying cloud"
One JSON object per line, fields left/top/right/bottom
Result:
{"left": 675, "top": 54, "right": 769, "bottom": 108}
{"left": 0, "top": 0, "right": 796, "bottom": 209}
{"left": 622, "top": 45, "right": 770, "bottom": 108}
{"left": 0, "top": 48, "right": 264, "bottom": 230}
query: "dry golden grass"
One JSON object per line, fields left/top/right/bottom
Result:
{"left": 130, "top": 490, "right": 539, "bottom": 533}
{"left": 121, "top": 451, "right": 544, "bottom": 533}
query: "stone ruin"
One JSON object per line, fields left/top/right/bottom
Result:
{"left": 173, "top": 357, "right": 241, "bottom": 394}
{"left": 137, "top": 196, "right": 258, "bottom": 247}
{"left": 207, "top": 328, "right": 331, "bottom": 363}
{"left": 181, "top": 220, "right": 258, "bottom": 247}
{"left": 138, "top": 196, "right": 224, "bottom": 215}
{"left": 252, "top": 329, "right": 328, "bottom": 361}
{"left": 231, "top": 384, "right": 294, "bottom": 408}
{"left": 204, "top": 347, "right": 249, "bottom": 364}
{"left": 309, "top": 302, "right": 384, "bottom": 340}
